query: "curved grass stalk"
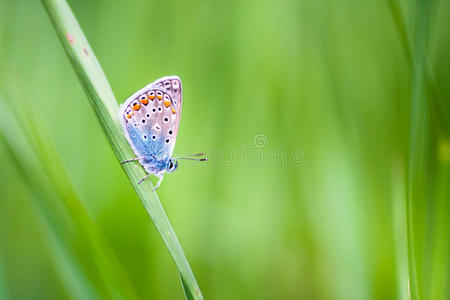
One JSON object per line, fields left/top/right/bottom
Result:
{"left": 41, "top": 0, "right": 203, "bottom": 299}
{"left": 0, "top": 97, "right": 136, "bottom": 299}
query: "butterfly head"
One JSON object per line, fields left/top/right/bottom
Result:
{"left": 167, "top": 159, "right": 179, "bottom": 173}
{"left": 165, "top": 153, "right": 207, "bottom": 173}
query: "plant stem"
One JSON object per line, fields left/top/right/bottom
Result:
{"left": 41, "top": 0, "right": 203, "bottom": 298}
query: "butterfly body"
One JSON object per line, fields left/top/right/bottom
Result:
{"left": 119, "top": 75, "right": 182, "bottom": 189}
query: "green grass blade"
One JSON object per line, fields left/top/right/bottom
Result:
{"left": 0, "top": 97, "right": 138, "bottom": 299}
{"left": 0, "top": 99, "right": 98, "bottom": 299}
{"left": 41, "top": 0, "right": 203, "bottom": 298}
{"left": 388, "top": 1, "right": 450, "bottom": 298}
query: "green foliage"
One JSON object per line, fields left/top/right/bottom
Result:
{"left": 0, "top": 0, "right": 448, "bottom": 299}
{"left": 41, "top": 0, "right": 202, "bottom": 298}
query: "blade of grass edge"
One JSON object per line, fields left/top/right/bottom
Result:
{"left": 0, "top": 99, "right": 99, "bottom": 299}
{"left": 406, "top": 1, "right": 430, "bottom": 300}
{"left": 0, "top": 93, "right": 138, "bottom": 299}
{"left": 40, "top": 0, "right": 203, "bottom": 299}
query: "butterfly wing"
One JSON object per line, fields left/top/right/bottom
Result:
{"left": 149, "top": 75, "right": 182, "bottom": 159}
{"left": 150, "top": 75, "right": 182, "bottom": 113}
{"left": 119, "top": 76, "right": 182, "bottom": 163}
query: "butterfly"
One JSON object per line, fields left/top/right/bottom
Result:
{"left": 119, "top": 75, "right": 206, "bottom": 190}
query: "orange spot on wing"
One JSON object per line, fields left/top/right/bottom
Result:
{"left": 149, "top": 95, "right": 155, "bottom": 100}
{"left": 164, "top": 101, "right": 171, "bottom": 107}
{"left": 171, "top": 108, "right": 176, "bottom": 114}
{"left": 132, "top": 104, "right": 141, "bottom": 111}
{"left": 126, "top": 115, "right": 132, "bottom": 119}
{"left": 157, "top": 95, "right": 163, "bottom": 100}
{"left": 140, "top": 98, "right": 149, "bottom": 105}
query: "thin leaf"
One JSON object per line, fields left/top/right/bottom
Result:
{"left": 0, "top": 98, "right": 137, "bottom": 299}
{"left": 41, "top": 0, "right": 203, "bottom": 299}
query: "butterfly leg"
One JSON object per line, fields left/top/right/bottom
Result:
{"left": 152, "top": 174, "right": 164, "bottom": 191}
{"left": 121, "top": 158, "right": 140, "bottom": 164}
{"left": 138, "top": 173, "right": 151, "bottom": 184}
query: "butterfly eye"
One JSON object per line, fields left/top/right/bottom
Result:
{"left": 169, "top": 161, "right": 174, "bottom": 169}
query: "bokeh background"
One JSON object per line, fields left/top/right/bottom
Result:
{"left": 0, "top": 0, "right": 449, "bottom": 299}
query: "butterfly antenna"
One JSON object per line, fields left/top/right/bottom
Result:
{"left": 176, "top": 157, "right": 207, "bottom": 162}
{"left": 173, "top": 152, "right": 206, "bottom": 159}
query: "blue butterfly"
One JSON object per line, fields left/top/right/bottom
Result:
{"left": 119, "top": 76, "right": 206, "bottom": 190}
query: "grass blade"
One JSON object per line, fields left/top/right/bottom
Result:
{"left": 0, "top": 96, "right": 138, "bottom": 299}
{"left": 41, "top": 0, "right": 203, "bottom": 298}
{"left": 0, "top": 99, "right": 99, "bottom": 299}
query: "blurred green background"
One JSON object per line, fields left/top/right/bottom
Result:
{"left": 0, "top": 0, "right": 449, "bottom": 299}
